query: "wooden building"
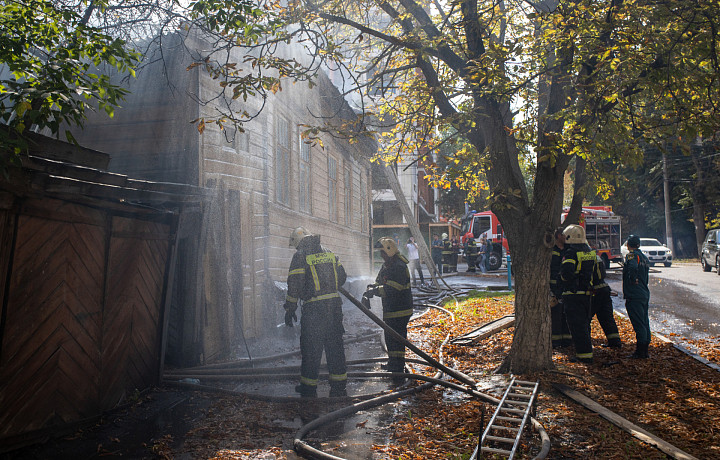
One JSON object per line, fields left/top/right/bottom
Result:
{"left": 0, "top": 131, "right": 209, "bottom": 445}
{"left": 70, "top": 33, "right": 376, "bottom": 367}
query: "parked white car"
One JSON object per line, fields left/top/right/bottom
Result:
{"left": 620, "top": 238, "right": 673, "bottom": 267}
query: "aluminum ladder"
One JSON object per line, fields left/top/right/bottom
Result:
{"left": 471, "top": 377, "right": 539, "bottom": 459}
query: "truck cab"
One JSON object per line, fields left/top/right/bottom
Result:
{"left": 460, "top": 210, "right": 509, "bottom": 271}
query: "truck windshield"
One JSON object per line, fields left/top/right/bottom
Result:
{"left": 473, "top": 217, "right": 491, "bottom": 237}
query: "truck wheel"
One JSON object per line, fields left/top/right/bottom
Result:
{"left": 664, "top": 262, "right": 672, "bottom": 267}
{"left": 487, "top": 252, "right": 502, "bottom": 271}
{"left": 716, "top": 256, "right": 719, "bottom": 275}
{"left": 702, "top": 256, "right": 712, "bottom": 272}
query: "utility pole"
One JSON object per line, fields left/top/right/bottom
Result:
{"left": 662, "top": 147, "right": 674, "bottom": 253}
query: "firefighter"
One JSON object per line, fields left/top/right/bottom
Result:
{"left": 623, "top": 234, "right": 651, "bottom": 359}
{"left": 431, "top": 233, "right": 443, "bottom": 275}
{"left": 285, "top": 227, "right": 348, "bottom": 397}
{"left": 591, "top": 255, "right": 622, "bottom": 348}
{"left": 464, "top": 233, "right": 478, "bottom": 272}
{"left": 441, "top": 233, "right": 452, "bottom": 274}
{"left": 560, "top": 224, "right": 597, "bottom": 364}
{"left": 450, "top": 237, "right": 460, "bottom": 272}
{"left": 365, "top": 237, "right": 414, "bottom": 381}
{"left": 550, "top": 227, "right": 572, "bottom": 348}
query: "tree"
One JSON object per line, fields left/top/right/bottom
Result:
{"left": 199, "top": 0, "right": 717, "bottom": 373}
{"left": 17, "top": 0, "right": 717, "bottom": 373}
{"left": 0, "top": 0, "right": 139, "bottom": 160}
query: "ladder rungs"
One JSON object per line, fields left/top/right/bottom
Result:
{"left": 508, "top": 392, "right": 532, "bottom": 398}
{"left": 495, "top": 415, "right": 522, "bottom": 422}
{"left": 490, "top": 425, "right": 519, "bottom": 432}
{"left": 481, "top": 446, "right": 512, "bottom": 455}
{"left": 485, "top": 434, "right": 515, "bottom": 444}
{"left": 513, "top": 379, "right": 537, "bottom": 386}
{"left": 499, "top": 407, "right": 526, "bottom": 415}
{"left": 506, "top": 400, "right": 529, "bottom": 406}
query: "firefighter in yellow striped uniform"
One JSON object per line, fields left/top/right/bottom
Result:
{"left": 365, "top": 237, "right": 414, "bottom": 381}
{"left": 560, "top": 225, "right": 597, "bottom": 364}
{"left": 285, "top": 227, "right": 348, "bottom": 398}
{"left": 591, "top": 255, "right": 622, "bottom": 348}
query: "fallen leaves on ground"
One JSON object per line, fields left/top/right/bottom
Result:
{"left": 170, "top": 292, "right": 720, "bottom": 459}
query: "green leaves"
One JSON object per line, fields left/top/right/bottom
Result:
{"left": 0, "top": 0, "right": 138, "bottom": 157}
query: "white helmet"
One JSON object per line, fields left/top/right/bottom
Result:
{"left": 289, "top": 227, "right": 312, "bottom": 248}
{"left": 374, "top": 237, "right": 399, "bottom": 257}
{"left": 563, "top": 224, "right": 588, "bottom": 245}
{"left": 442, "top": 233, "right": 448, "bottom": 240}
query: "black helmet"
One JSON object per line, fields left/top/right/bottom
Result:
{"left": 627, "top": 235, "right": 641, "bottom": 248}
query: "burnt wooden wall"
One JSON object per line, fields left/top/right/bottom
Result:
{"left": 0, "top": 196, "right": 173, "bottom": 442}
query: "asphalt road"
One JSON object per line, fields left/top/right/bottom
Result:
{"left": 606, "top": 261, "right": 720, "bottom": 347}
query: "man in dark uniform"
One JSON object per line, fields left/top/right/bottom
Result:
{"left": 560, "top": 224, "right": 597, "bottom": 364}
{"left": 441, "top": 233, "right": 452, "bottom": 274}
{"left": 623, "top": 234, "right": 651, "bottom": 359}
{"left": 431, "top": 233, "right": 443, "bottom": 275}
{"left": 464, "top": 233, "right": 478, "bottom": 273}
{"left": 365, "top": 237, "right": 414, "bottom": 381}
{"left": 285, "top": 227, "right": 348, "bottom": 397}
{"left": 591, "top": 255, "right": 622, "bottom": 348}
{"left": 550, "top": 228, "right": 572, "bottom": 348}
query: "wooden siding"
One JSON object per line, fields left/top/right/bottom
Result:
{"left": 0, "top": 199, "right": 173, "bottom": 441}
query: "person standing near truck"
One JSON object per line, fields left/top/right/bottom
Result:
{"left": 623, "top": 234, "right": 651, "bottom": 359}
{"left": 550, "top": 228, "right": 571, "bottom": 348}
{"left": 560, "top": 224, "right": 596, "bottom": 364}
{"left": 431, "top": 233, "right": 443, "bottom": 275}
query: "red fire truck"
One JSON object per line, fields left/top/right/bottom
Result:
{"left": 561, "top": 206, "right": 623, "bottom": 267}
{"left": 460, "top": 210, "right": 509, "bottom": 271}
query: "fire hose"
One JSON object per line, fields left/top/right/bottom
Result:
{"left": 165, "top": 286, "right": 550, "bottom": 459}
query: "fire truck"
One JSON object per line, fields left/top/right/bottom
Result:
{"left": 561, "top": 206, "right": 622, "bottom": 267}
{"left": 460, "top": 210, "right": 509, "bottom": 271}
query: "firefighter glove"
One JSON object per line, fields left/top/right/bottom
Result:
{"left": 284, "top": 302, "right": 298, "bottom": 327}
{"left": 364, "top": 286, "right": 380, "bottom": 298}
{"left": 284, "top": 309, "right": 298, "bottom": 327}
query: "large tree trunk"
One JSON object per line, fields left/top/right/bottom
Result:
{"left": 478, "top": 107, "right": 567, "bottom": 374}
{"left": 496, "top": 221, "right": 553, "bottom": 373}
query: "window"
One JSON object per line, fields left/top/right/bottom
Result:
{"left": 275, "top": 117, "right": 291, "bottom": 205}
{"left": 344, "top": 166, "right": 352, "bottom": 226}
{"left": 328, "top": 156, "right": 337, "bottom": 221}
{"left": 235, "top": 128, "right": 250, "bottom": 152}
{"left": 299, "top": 137, "right": 312, "bottom": 214}
{"left": 359, "top": 172, "right": 366, "bottom": 231}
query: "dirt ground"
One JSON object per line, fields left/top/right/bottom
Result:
{"left": 3, "top": 272, "right": 720, "bottom": 459}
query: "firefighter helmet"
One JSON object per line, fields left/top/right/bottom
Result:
{"left": 563, "top": 224, "right": 588, "bottom": 245}
{"left": 442, "top": 233, "right": 448, "bottom": 240}
{"left": 627, "top": 234, "right": 641, "bottom": 248}
{"left": 374, "top": 237, "right": 399, "bottom": 257}
{"left": 463, "top": 232, "right": 474, "bottom": 244}
{"left": 289, "top": 227, "right": 312, "bottom": 248}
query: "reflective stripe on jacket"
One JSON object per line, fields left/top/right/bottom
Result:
{"left": 286, "top": 235, "right": 346, "bottom": 307}
{"left": 560, "top": 245, "right": 596, "bottom": 296}
{"left": 375, "top": 254, "right": 413, "bottom": 317}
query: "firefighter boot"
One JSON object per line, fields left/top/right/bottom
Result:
{"left": 295, "top": 383, "right": 317, "bottom": 398}
{"left": 329, "top": 383, "right": 347, "bottom": 398}
{"left": 602, "top": 338, "right": 622, "bottom": 348}
{"left": 629, "top": 343, "right": 648, "bottom": 359}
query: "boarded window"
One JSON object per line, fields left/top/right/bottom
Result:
{"left": 235, "top": 128, "right": 250, "bottom": 152}
{"left": 275, "top": 117, "right": 291, "bottom": 205}
{"left": 328, "top": 156, "right": 337, "bottom": 222}
{"left": 359, "top": 172, "right": 366, "bottom": 231}
{"left": 344, "top": 165, "right": 352, "bottom": 226}
{"left": 299, "top": 138, "right": 312, "bottom": 214}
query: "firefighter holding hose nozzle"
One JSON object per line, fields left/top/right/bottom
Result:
{"left": 285, "top": 227, "right": 348, "bottom": 398}
{"left": 365, "top": 237, "right": 414, "bottom": 383}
